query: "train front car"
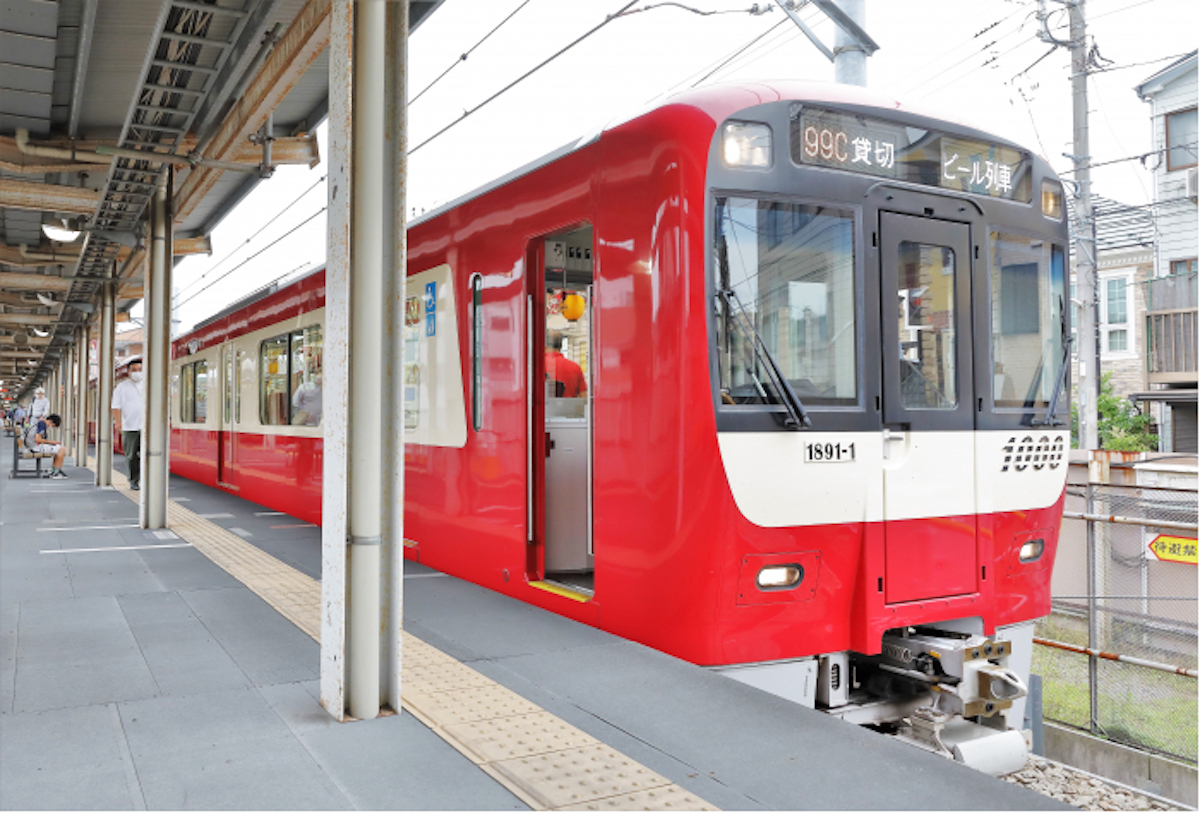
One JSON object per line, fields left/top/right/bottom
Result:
{"left": 670, "top": 84, "right": 1069, "bottom": 774}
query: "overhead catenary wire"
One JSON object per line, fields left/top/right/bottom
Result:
{"left": 409, "top": 0, "right": 534, "bottom": 106}
{"left": 174, "top": 206, "right": 327, "bottom": 311}
{"left": 409, "top": 0, "right": 640, "bottom": 155}
{"left": 173, "top": 173, "right": 327, "bottom": 303}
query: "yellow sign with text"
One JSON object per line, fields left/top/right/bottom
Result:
{"left": 1148, "top": 535, "right": 1198, "bottom": 565}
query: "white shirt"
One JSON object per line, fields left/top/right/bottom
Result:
{"left": 30, "top": 396, "right": 50, "bottom": 420}
{"left": 111, "top": 378, "right": 145, "bottom": 432}
{"left": 291, "top": 381, "right": 323, "bottom": 426}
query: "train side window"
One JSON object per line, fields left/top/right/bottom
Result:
{"left": 260, "top": 336, "right": 290, "bottom": 425}
{"left": 181, "top": 363, "right": 195, "bottom": 423}
{"left": 471, "top": 274, "right": 483, "bottom": 431}
{"left": 193, "top": 360, "right": 208, "bottom": 423}
{"left": 290, "top": 325, "right": 323, "bottom": 427}
{"left": 224, "top": 349, "right": 233, "bottom": 424}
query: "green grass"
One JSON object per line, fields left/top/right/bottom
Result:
{"left": 1033, "top": 614, "right": 1198, "bottom": 764}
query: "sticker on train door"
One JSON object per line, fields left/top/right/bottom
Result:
{"left": 425, "top": 281, "right": 437, "bottom": 336}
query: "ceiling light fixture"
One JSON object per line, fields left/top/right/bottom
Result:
{"left": 41, "top": 220, "right": 82, "bottom": 243}
{"left": 36, "top": 293, "right": 58, "bottom": 308}
{"left": 31, "top": 327, "right": 50, "bottom": 337}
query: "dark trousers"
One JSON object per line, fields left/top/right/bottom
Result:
{"left": 122, "top": 430, "right": 141, "bottom": 486}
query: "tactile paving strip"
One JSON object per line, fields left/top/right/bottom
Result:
{"left": 402, "top": 660, "right": 496, "bottom": 694}
{"left": 557, "top": 785, "right": 720, "bottom": 811}
{"left": 406, "top": 683, "right": 544, "bottom": 728}
{"left": 99, "top": 458, "right": 716, "bottom": 810}
{"left": 491, "top": 744, "right": 673, "bottom": 810}
{"left": 443, "top": 711, "right": 600, "bottom": 764}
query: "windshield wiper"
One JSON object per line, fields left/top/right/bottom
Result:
{"left": 719, "top": 287, "right": 811, "bottom": 429}
{"left": 1033, "top": 296, "right": 1072, "bottom": 427}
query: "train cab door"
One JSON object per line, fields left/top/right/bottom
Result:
{"left": 217, "top": 344, "right": 238, "bottom": 489}
{"left": 878, "top": 212, "right": 977, "bottom": 604}
{"left": 529, "top": 227, "right": 595, "bottom": 596}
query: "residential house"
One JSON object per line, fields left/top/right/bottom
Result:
{"left": 1070, "top": 195, "right": 1156, "bottom": 418}
{"left": 1134, "top": 51, "right": 1198, "bottom": 452}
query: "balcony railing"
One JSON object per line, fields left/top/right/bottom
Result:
{"left": 1146, "top": 272, "right": 1197, "bottom": 384}
{"left": 1148, "top": 271, "right": 1198, "bottom": 312}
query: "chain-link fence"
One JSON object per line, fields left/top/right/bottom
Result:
{"left": 1034, "top": 480, "right": 1198, "bottom": 763}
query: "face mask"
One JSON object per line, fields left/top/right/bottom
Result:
{"left": 130, "top": 371, "right": 144, "bottom": 383}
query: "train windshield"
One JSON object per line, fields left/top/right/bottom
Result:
{"left": 988, "top": 231, "right": 1067, "bottom": 410}
{"left": 714, "top": 196, "right": 857, "bottom": 408}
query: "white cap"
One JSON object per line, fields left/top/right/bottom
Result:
{"left": 35, "top": 386, "right": 45, "bottom": 394}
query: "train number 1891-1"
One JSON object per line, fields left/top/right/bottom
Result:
{"left": 805, "top": 442, "right": 855, "bottom": 462}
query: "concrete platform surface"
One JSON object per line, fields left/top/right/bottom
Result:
{"left": 1, "top": 444, "right": 1069, "bottom": 811}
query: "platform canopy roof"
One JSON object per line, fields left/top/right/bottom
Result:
{"left": 0, "top": 0, "right": 442, "bottom": 396}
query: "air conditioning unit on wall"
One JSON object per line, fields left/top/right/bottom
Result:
{"left": 1188, "top": 167, "right": 1198, "bottom": 204}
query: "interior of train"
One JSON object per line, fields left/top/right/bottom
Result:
{"left": 540, "top": 225, "right": 595, "bottom": 595}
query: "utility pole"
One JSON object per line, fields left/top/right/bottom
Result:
{"left": 1041, "top": 0, "right": 1099, "bottom": 449}
{"left": 779, "top": 0, "right": 877, "bottom": 86}
{"left": 832, "top": 0, "right": 867, "bottom": 86}
{"left": 1071, "top": 1, "right": 1100, "bottom": 451}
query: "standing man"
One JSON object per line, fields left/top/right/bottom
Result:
{"left": 111, "top": 358, "right": 145, "bottom": 491}
{"left": 30, "top": 387, "right": 50, "bottom": 421}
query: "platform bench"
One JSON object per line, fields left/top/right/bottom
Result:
{"left": 9, "top": 432, "right": 54, "bottom": 479}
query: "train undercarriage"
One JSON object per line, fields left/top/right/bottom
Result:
{"left": 714, "top": 621, "right": 1036, "bottom": 775}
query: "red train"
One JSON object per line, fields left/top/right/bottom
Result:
{"left": 169, "top": 81, "right": 1070, "bottom": 772}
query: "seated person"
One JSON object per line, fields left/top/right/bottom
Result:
{"left": 24, "top": 413, "right": 68, "bottom": 479}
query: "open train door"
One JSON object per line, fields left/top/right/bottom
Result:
{"left": 526, "top": 226, "right": 596, "bottom": 597}
{"left": 217, "top": 344, "right": 239, "bottom": 490}
{"left": 878, "top": 212, "right": 977, "bottom": 604}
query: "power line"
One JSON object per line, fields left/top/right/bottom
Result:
{"left": 912, "top": 32, "right": 1041, "bottom": 101}
{"left": 1087, "top": 51, "right": 1195, "bottom": 77}
{"left": 409, "top": 0, "right": 534, "bottom": 106}
{"left": 409, "top": 0, "right": 640, "bottom": 155}
{"left": 175, "top": 206, "right": 327, "bottom": 311}
{"left": 884, "top": 4, "right": 1037, "bottom": 99}
{"left": 652, "top": 14, "right": 796, "bottom": 100}
{"left": 174, "top": 174, "right": 327, "bottom": 302}
{"left": 706, "top": 21, "right": 807, "bottom": 82}
{"left": 1058, "top": 141, "right": 1197, "bottom": 173}
{"left": 1088, "top": 0, "right": 1159, "bottom": 22}
{"left": 690, "top": 17, "right": 791, "bottom": 87}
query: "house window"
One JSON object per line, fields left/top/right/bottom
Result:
{"left": 1166, "top": 107, "right": 1197, "bottom": 171}
{"left": 1106, "top": 278, "right": 1127, "bottom": 324}
{"left": 1100, "top": 272, "right": 1134, "bottom": 357}
{"left": 1170, "top": 258, "right": 1197, "bottom": 276}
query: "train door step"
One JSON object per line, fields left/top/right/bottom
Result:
{"left": 216, "top": 481, "right": 240, "bottom": 492}
{"left": 528, "top": 579, "right": 592, "bottom": 602}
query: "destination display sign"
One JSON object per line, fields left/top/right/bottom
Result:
{"left": 791, "top": 107, "right": 1032, "bottom": 202}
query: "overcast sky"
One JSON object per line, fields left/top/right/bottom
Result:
{"left": 161, "top": 0, "right": 1198, "bottom": 333}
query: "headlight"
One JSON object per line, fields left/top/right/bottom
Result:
{"left": 1041, "top": 180, "right": 1063, "bottom": 219}
{"left": 757, "top": 564, "right": 802, "bottom": 590}
{"left": 1019, "top": 539, "right": 1045, "bottom": 563}
{"left": 723, "top": 122, "right": 772, "bottom": 168}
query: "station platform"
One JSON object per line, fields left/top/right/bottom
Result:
{"left": 1, "top": 443, "right": 1068, "bottom": 811}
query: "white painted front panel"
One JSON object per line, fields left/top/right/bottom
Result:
{"left": 883, "top": 430, "right": 976, "bottom": 520}
{"left": 718, "top": 430, "right": 1069, "bottom": 528}
{"left": 717, "top": 431, "right": 884, "bottom": 528}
